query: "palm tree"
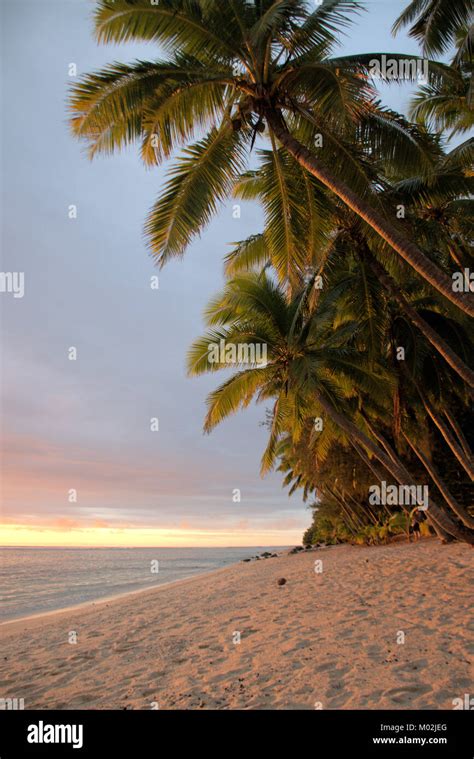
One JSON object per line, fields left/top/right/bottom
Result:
{"left": 367, "top": 273, "right": 474, "bottom": 530}
{"left": 402, "top": 430, "right": 474, "bottom": 528}
{"left": 187, "top": 272, "right": 474, "bottom": 543}
{"left": 394, "top": 1, "right": 473, "bottom": 137}
{"left": 409, "top": 58, "right": 473, "bottom": 137}
{"left": 225, "top": 143, "right": 474, "bottom": 387}
{"left": 393, "top": 0, "right": 472, "bottom": 57}
{"left": 276, "top": 427, "right": 394, "bottom": 531}
{"left": 70, "top": 0, "right": 473, "bottom": 314}
{"left": 219, "top": 149, "right": 473, "bottom": 536}
{"left": 390, "top": 138, "right": 474, "bottom": 268}
{"left": 362, "top": 249, "right": 474, "bottom": 388}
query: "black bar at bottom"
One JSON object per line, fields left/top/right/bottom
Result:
{"left": 0, "top": 709, "right": 472, "bottom": 758}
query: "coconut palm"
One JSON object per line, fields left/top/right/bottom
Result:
{"left": 351, "top": 259, "right": 474, "bottom": 529}
{"left": 402, "top": 431, "right": 474, "bottom": 528}
{"left": 278, "top": 364, "right": 472, "bottom": 540}
{"left": 393, "top": 0, "right": 472, "bottom": 57}
{"left": 390, "top": 138, "right": 474, "bottom": 267}
{"left": 224, "top": 145, "right": 337, "bottom": 290}
{"left": 187, "top": 272, "right": 474, "bottom": 543}
{"left": 69, "top": 0, "right": 473, "bottom": 314}
{"left": 409, "top": 48, "right": 473, "bottom": 136}
{"left": 276, "top": 426, "right": 394, "bottom": 528}
{"left": 219, "top": 142, "right": 474, "bottom": 537}
{"left": 394, "top": 1, "right": 473, "bottom": 136}
{"left": 225, "top": 141, "right": 474, "bottom": 386}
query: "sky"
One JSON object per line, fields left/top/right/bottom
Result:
{"left": 0, "top": 0, "right": 434, "bottom": 547}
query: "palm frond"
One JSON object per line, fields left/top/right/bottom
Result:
{"left": 145, "top": 125, "right": 248, "bottom": 264}
{"left": 284, "top": 0, "right": 363, "bottom": 58}
{"left": 203, "top": 367, "right": 275, "bottom": 432}
{"left": 409, "top": 70, "right": 473, "bottom": 136}
{"left": 94, "top": 0, "right": 245, "bottom": 63}
{"left": 69, "top": 55, "right": 234, "bottom": 162}
{"left": 224, "top": 234, "right": 270, "bottom": 276}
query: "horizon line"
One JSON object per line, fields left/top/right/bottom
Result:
{"left": 0, "top": 543, "right": 293, "bottom": 549}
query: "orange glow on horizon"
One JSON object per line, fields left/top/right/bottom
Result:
{"left": 0, "top": 524, "right": 299, "bottom": 548}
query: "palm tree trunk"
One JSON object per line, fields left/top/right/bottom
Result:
{"left": 403, "top": 431, "right": 474, "bottom": 529}
{"left": 444, "top": 409, "right": 472, "bottom": 459}
{"left": 315, "top": 392, "right": 474, "bottom": 544}
{"left": 429, "top": 519, "right": 455, "bottom": 543}
{"left": 365, "top": 252, "right": 474, "bottom": 388}
{"left": 327, "top": 487, "right": 361, "bottom": 533}
{"left": 361, "top": 416, "right": 403, "bottom": 469}
{"left": 420, "top": 395, "right": 474, "bottom": 480}
{"left": 350, "top": 440, "right": 399, "bottom": 518}
{"left": 264, "top": 107, "right": 474, "bottom": 317}
{"left": 349, "top": 490, "right": 379, "bottom": 525}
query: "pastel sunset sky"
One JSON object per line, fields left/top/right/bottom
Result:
{"left": 1, "top": 0, "right": 427, "bottom": 546}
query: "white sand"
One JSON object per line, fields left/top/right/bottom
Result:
{"left": 0, "top": 539, "right": 472, "bottom": 709}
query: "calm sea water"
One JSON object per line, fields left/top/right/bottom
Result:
{"left": 0, "top": 546, "right": 286, "bottom": 622}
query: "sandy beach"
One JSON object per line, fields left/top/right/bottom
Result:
{"left": 0, "top": 539, "right": 472, "bottom": 710}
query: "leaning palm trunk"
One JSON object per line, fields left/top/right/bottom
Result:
{"left": 420, "top": 395, "right": 474, "bottom": 480}
{"left": 326, "top": 487, "right": 362, "bottom": 533}
{"left": 354, "top": 422, "right": 441, "bottom": 536}
{"left": 350, "top": 440, "right": 401, "bottom": 518}
{"left": 403, "top": 431, "right": 474, "bottom": 529}
{"left": 429, "top": 520, "right": 455, "bottom": 543}
{"left": 444, "top": 409, "right": 473, "bottom": 459}
{"left": 264, "top": 107, "right": 474, "bottom": 317}
{"left": 315, "top": 392, "right": 474, "bottom": 544}
{"left": 356, "top": 435, "right": 446, "bottom": 536}
{"left": 335, "top": 479, "right": 380, "bottom": 524}
{"left": 366, "top": 252, "right": 474, "bottom": 388}
{"left": 361, "top": 415, "right": 404, "bottom": 469}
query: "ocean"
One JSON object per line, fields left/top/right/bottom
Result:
{"left": 0, "top": 546, "right": 286, "bottom": 622}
